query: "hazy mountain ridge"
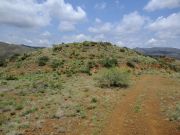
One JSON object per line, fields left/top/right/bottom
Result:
{"left": 0, "top": 42, "right": 41, "bottom": 60}
{"left": 134, "top": 47, "right": 180, "bottom": 59}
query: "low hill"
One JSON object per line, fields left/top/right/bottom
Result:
{"left": 134, "top": 47, "right": 180, "bottom": 59}
{"left": 1, "top": 41, "right": 179, "bottom": 73}
{"left": 0, "top": 42, "right": 39, "bottom": 60}
{"left": 0, "top": 41, "right": 180, "bottom": 135}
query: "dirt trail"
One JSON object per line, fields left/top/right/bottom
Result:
{"left": 103, "top": 75, "right": 179, "bottom": 135}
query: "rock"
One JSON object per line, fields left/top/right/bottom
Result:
{"left": 57, "top": 127, "right": 66, "bottom": 133}
{"left": 54, "top": 108, "right": 64, "bottom": 119}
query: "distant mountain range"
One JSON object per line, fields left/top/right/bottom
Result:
{"left": 0, "top": 42, "right": 42, "bottom": 60}
{"left": 134, "top": 47, "right": 180, "bottom": 59}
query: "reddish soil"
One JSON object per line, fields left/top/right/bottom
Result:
{"left": 24, "top": 75, "right": 180, "bottom": 135}
{"left": 102, "top": 75, "right": 180, "bottom": 135}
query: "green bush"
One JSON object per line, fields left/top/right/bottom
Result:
{"left": 79, "top": 61, "right": 96, "bottom": 75}
{"left": 79, "top": 65, "right": 91, "bottom": 75}
{"left": 5, "top": 75, "right": 18, "bottom": 80}
{"left": 101, "top": 57, "right": 118, "bottom": 68}
{"left": 96, "top": 68, "right": 130, "bottom": 88}
{"left": 9, "top": 53, "right": 20, "bottom": 61}
{"left": 51, "top": 59, "right": 64, "bottom": 69}
{"left": 52, "top": 45, "right": 62, "bottom": 52}
{"left": 37, "top": 56, "right": 49, "bottom": 66}
{"left": 0, "top": 59, "right": 6, "bottom": 67}
{"left": 127, "top": 61, "right": 136, "bottom": 68}
{"left": 168, "top": 103, "right": 180, "bottom": 121}
{"left": 19, "top": 53, "right": 30, "bottom": 61}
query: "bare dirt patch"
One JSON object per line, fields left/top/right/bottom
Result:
{"left": 102, "top": 75, "right": 180, "bottom": 135}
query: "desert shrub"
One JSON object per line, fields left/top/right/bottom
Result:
{"left": 168, "top": 103, "right": 180, "bottom": 121}
{"left": 96, "top": 68, "right": 130, "bottom": 88}
{"left": 9, "top": 53, "right": 20, "bottom": 61}
{"left": 50, "top": 82, "right": 63, "bottom": 89}
{"left": 22, "top": 107, "right": 38, "bottom": 116}
{"left": 87, "top": 60, "right": 97, "bottom": 68}
{"left": 127, "top": 61, "right": 136, "bottom": 68}
{"left": 0, "top": 59, "right": 6, "bottom": 67}
{"left": 53, "top": 45, "right": 62, "bottom": 52}
{"left": 169, "top": 64, "right": 180, "bottom": 72}
{"left": 5, "top": 75, "right": 18, "bottom": 80}
{"left": 79, "top": 60, "right": 97, "bottom": 75}
{"left": 79, "top": 65, "right": 91, "bottom": 75}
{"left": 101, "top": 57, "right": 118, "bottom": 68}
{"left": 83, "top": 41, "right": 91, "bottom": 46}
{"left": 37, "top": 56, "right": 49, "bottom": 66}
{"left": 51, "top": 59, "right": 64, "bottom": 69}
{"left": 19, "top": 53, "right": 30, "bottom": 61}
{"left": 120, "top": 48, "right": 126, "bottom": 52}
{"left": 91, "top": 97, "right": 98, "bottom": 103}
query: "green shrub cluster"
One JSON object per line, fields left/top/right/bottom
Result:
{"left": 19, "top": 53, "right": 30, "bottom": 61}
{"left": 79, "top": 65, "right": 91, "bottom": 75}
{"left": 51, "top": 59, "right": 64, "bottom": 69}
{"left": 127, "top": 61, "right": 136, "bottom": 68}
{"left": 52, "top": 45, "right": 62, "bottom": 52}
{"left": 168, "top": 103, "right": 180, "bottom": 121}
{"left": 96, "top": 68, "right": 130, "bottom": 88}
{"left": 37, "top": 56, "right": 49, "bottom": 66}
{"left": 0, "top": 59, "right": 6, "bottom": 67}
{"left": 101, "top": 57, "right": 118, "bottom": 68}
{"left": 5, "top": 75, "right": 18, "bottom": 80}
{"left": 9, "top": 53, "right": 20, "bottom": 62}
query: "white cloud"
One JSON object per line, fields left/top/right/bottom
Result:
{"left": 63, "top": 34, "right": 91, "bottom": 42}
{"left": 95, "top": 2, "right": 107, "bottom": 10}
{"left": 144, "top": 0, "right": 180, "bottom": 11}
{"left": 88, "top": 21, "right": 113, "bottom": 34}
{"left": 116, "top": 11, "right": 148, "bottom": 34}
{"left": 147, "top": 12, "right": 180, "bottom": 38}
{"left": 39, "top": 39, "right": 50, "bottom": 46}
{"left": 0, "top": 0, "right": 86, "bottom": 30}
{"left": 147, "top": 38, "right": 157, "bottom": 45}
{"left": 87, "top": 12, "right": 150, "bottom": 48}
{"left": 89, "top": 12, "right": 147, "bottom": 35}
{"left": 24, "top": 39, "right": 33, "bottom": 44}
{"left": 41, "top": 31, "right": 51, "bottom": 37}
{"left": 95, "top": 18, "right": 102, "bottom": 23}
{"left": 0, "top": 0, "right": 50, "bottom": 28}
{"left": 45, "top": 0, "right": 86, "bottom": 22}
{"left": 59, "top": 21, "right": 76, "bottom": 32}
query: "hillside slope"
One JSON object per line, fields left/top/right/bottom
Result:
{"left": 0, "top": 41, "right": 179, "bottom": 135}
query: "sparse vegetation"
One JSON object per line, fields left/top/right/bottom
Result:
{"left": 96, "top": 68, "right": 130, "bottom": 88}
{"left": 101, "top": 57, "right": 118, "bottom": 68}
{"left": 50, "top": 59, "right": 64, "bottom": 69}
{"left": 0, "top": 59, "right": 6, "bottom": 67}
{"left": 37, "top": 56, "right": 49, "bottom": 66}
{"left": 127, "top": 60, "right": 136, "bottom": 68}
{"left": 0, "top": 41, "right": 179, "bottom": 135}
{"left": 168, "top": 103, "right": 180, "bottom": 121}
{"left": 5, "top": 75, "right": 18, "bottom": 80}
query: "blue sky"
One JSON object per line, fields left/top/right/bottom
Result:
{"left": 0, "top": 0, "right": 180, "bottom": 48}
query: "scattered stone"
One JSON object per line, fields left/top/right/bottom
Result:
{"left": 54, "top": 108, "right": 64, "bottom": 119}
{"left": 57, "top": 127, "right": 66, "bottom": 133}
